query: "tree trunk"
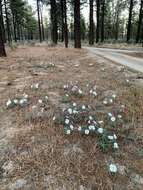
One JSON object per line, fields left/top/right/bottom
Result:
{"left": 37, "top": 0, "right": 42, "bottom": 42}
{"left": 63, "top": 0, "right": 68, "bottom": 48}
{"left": 4, "top": 0, "right": 11, "bottom": 43}
{"left": 61, "top": 0, "right": 64, "bottom": 42}
{"left": 101, "top": 0, "right": 105, "bottom": 42}
{"left": 136, "top": 0, "right": 143, "bottom": 43}
{"left": 96, "top": 0, "right": 100, "bottom": 43}
{"left": 89, "top": 0, "right": 94, "bottom": 45}
{"left": 74, "top": 0, "right": 81, "bottom": 48}
{"left": 0, "top": 0, "right": 6, "bottom": 56}
{"left": 40, "top": 7, "right": 45, "bottom": 41}
{"left": 127, "top": 0, "right": 134, "bottom": 42}
{"left": 50, "top": 0, "right": 58, "bottom": 44}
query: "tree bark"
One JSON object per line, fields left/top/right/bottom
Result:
{"left": 0, "top": 0, "right": 6, "bottom": 56}
{"left": 4, "top": 0, "right": 11, "bottom": 43}
{"left": 74, "top": 0, "right": 81, "bottom": 48}
{"left": 50, "top": 0, "right": 58, "bottom": 44}
{"left": 136, "top": 0, "right": 143, "bottom": 43}
{"left": 37, "top": 0, "right": 42, "bottom": 42}
{"left": 127, "top": 0, "right": 134, "bottom": 42}
{"left": 96, "top": 0, "right": 100, "bottom": 43}
{"left": 89, "top": 0, "right": 94, "bottom": 45}
{"left": 61, "top": 0, "right": 64, "bottom": 42}
{"left": 63, "top": 0, "right": 68, "bottom": 48}
{"left": 101, "top": 0, "right": 105, "bottom": 42}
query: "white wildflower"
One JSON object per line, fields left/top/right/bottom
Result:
{"left": 82, "top": 105, "right": 86, "bottom": 110}
{"left": 112, "top": 94, "right": 116, "bottom": 99}
{"left": 109, "top": 164, "right": 118, "bottom": 173}
{"left": 89, "top": 116, "right": 93, "bottom": 120}
{"left": 109, "top": 99, "right": 113, "bottom": 103}
{"left": 113, "top": 134, "right": 117, "bottom": 140}
{"left": 6, "top": 99, "right": 12, "bottom": 107}
{"left": 108, "top": 135, "right": 114, "bottom": 140}
{"left": 108, "top": 113, "right": 112, "bottom": 117}
{"left": 89, "top": 125, "right": 95, "bottom": 130}
{"left": 68, "top": 108, "right": 72, "bottom": 114}
{"left": 78, "top": 89, "right": 83, "bottom": 94}
{"left": 111, "top": 116, "right": 116, "bottom": 122}
{"left": 23, "top": 93, "right": 28, "bottom": 99}
{"left": 103, "top": 100, "right": 108, "bottom": 105}
{"left": 38, "top": 99, "right": 43, "bottom": 104}
{"left": 65, "top": 119, "right": 70, "bottom": 124}
{"left": 97, "top": 128, "right": 104, "bottom": 134}
{"left": 66, "top": 130, "right": 71, "bottom": 135}
{"left": 93, "top": 91, "right": 97, "bottom": 96}
{"left": 113, "top": 142, "right": 119, "bottom": 149}
{"left": 53, "top": 116, "right": 56, "bottom": 121}
{"left": 73, "top": 102, "right": 77, "bottom": 107}
{"left": 13, "top": 99, "right": 18, "bottom": 104}
{"left": 117, "top": 114, "right": 122, "bottom": 119}
{"left": 70, "top": 125, "right": 74, "bottom": 130}
{"left": 78, "top": 126, "right": 82, "bottom": 131}
{"left": 98, "top": 120, "right": 104, "bottom": 124}
{"left": 85, "top": 129, "right": 89, "bottom": 135}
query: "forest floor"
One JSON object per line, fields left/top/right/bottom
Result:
{"left": 0, "top": 45, "right": 143, "bottom": 190}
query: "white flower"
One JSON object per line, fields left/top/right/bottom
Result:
{"left": 70, "top": 125, "right": 74, "bottom": 130}
{"left": 89, "top": 89, "right": 93, "bottom": 94}
{"left": 93, "top": 91, "right": 97, "bottom": 96}
{"left": 85, "top": 129, "right": 89, "bottom": 135}
{"left": 23, "top": 93, "right": 28, "bottom": 99}
{"left": 63, "top": 85, "right": 68, "bottom": 89}
{"left": 19, "top": 99, "right": 27, "bottom": 105}
{"left": 109, "top": 164, "right": 118, "bottom": 173}
{"left": 98, "top": 120, "right": 104, "bottom": 124}
{"left": 109, "top": 99, "right": 113, "bottom": 103}
{"left": 82, "top": 105, "right": 86, "bottom": 110}
{"left": 97, "top": 128, "right": 103, "bottom": 134}
{"left": 108, "top": 135, "right": 114, "bottom": 140}
{"left": 38, "top": 99, "right": 43, "bottom": 104}
{"left": 112, "top": 94, "right": 116, "bottom": 99}
{"left": 108, "top": 113, "right": 112, "bottom": 117}
{"left": 89, "top": 116, "right": 93, "bottom": 120}
{"left": 103, "top": 100, "right": 108, "bottom": 105}
{"left": 111, "top": 116, "right": 116, "bottom": 122}
{"left": 66, "top": 130, "right": 71, "bottom": 135}
{"left": 13, "top": 99, "right": 18, "bottom": 104}
{"left": 113, "top": 142, "right": 119, "bottom": 149}
{"left": 53, "top": 116, "right": 56, "bottom": 121}
{"left": 126, "top": 79, "right": 129, "bottom": 83}
{"left": 68, "top": 108, "right": 72, "bottom": 114}
{"left": 73, "top": 109, "right": 78, "bottom": 114}
{"left": 113, "top": 134, "right": 117, "bottom": 140}
{"left": 65, "top": 94, "right": 69, "bottom": 97}
{"left": 89, "top": 125, "right": 95, "bottom": 130}
{"left": 32, "top": 105, "right": 37, "bottom": 109}
{"left": 117, "top": 114, "right": 122, "bottom": 119}
{"left": 78, "top": 126, "right": 82, "bottom": 131}
{"left": 45, "top": 96, "right": 48, "bottom": 100}
{"left": 78, "top": 89, "right": 83, "bottom": 94}
{"left": 73, "top": 102, "right": 77, "bottom": 107}
{"left": 65, "top": 119, "right": 70, "bottom": 124}
{"left": 35, "top": 83, "right": 39, "bottom": 89}
{"left": 6, "top": 99, "right": 12, "bottom": 107}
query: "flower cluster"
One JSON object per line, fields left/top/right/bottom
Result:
{"left": 6, "top": 93, "right": 29, "bottom": 108}
{"left": 53, "top": 102, "right": 119, "bottom": 151}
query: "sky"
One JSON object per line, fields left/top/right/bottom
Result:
{"left": 27, "top": 0, "right": 89, "bottom": 23}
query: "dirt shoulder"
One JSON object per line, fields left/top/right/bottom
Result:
{"left": 0, "top": 45, "right": 143, "bottom": 190}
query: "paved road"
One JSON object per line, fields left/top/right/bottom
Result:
{"left": 87, "top": 47, "right": 143, "bottom": 73}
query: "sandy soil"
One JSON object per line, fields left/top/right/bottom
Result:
{"left": 0, "top": 45, "right": 143, "bottom": 190}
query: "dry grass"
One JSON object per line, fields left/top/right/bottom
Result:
{"left": 0, "top": 45, "right": 143, "bottom": 190}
